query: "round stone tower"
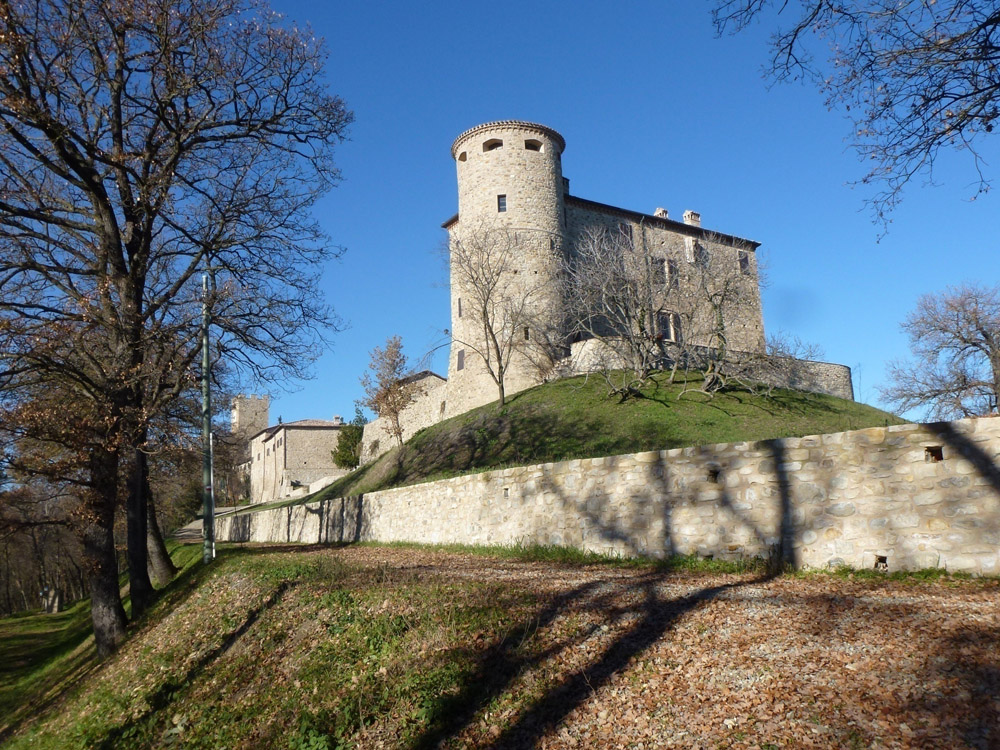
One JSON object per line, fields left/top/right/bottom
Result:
{"left": 451, "top": 120, "right": 566, "bottom": 240}
{"left": 444, "top": 121, "right": 568, "bottom": 416}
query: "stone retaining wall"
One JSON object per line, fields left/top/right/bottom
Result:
{"left": 217, "top": 417, "right": 1000, "bottom": 575}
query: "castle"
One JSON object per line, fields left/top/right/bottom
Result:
{"left": 231, "top": 395, "right": 350, "bottom": 504}
{"left": 359, "top": 120, "right": 854, "bottom": 463}
{"left": 233, "top": 120, "right": 854, "bottom": 498}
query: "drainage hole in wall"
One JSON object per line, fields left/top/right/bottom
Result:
{"left": 874, "top": 555, "right": 888, "bottom": 571}
{"left": 925, "top": 446, "right": 944, "bottom": 462}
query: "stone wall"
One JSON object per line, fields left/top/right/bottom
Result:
{"left": 218, "top": 417, "right": 1000, "bottom": 575}
{"left": 564, "top": 199, "right": 766, "bottom": 355}
{"left": 360, "top": 375, "right": 447, "bottom": 464}
{"left": 755, "top": 356, "right": 854, "bottom": 401}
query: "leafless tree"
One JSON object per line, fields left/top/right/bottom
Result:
{"left": 0, "top": 0, "right": 351, "bottom": 656}
{"left": 713, "top": 1, "right": 1000, "bottom": 224}
{"left": 880, "top": 283, "right": 1000, "bottom": 419}
{"left": 723, "top": 331, "right": 827, "bottom": 397}
{"left": 449, "top": 220, "right": 560, "bottom": 407}
{"left": 561, "top": 224, "right": 670, "bottom": 398}
{"left": 666, "top": 232, "right": 765, "bottom": 396}
{"left": 359, "top": 336, "right": 423, "bottom": 447}
{"left": 563, "top": 225, "right": 765, "bottom": 398}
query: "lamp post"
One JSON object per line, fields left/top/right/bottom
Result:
{"left": 202, "top": 272, "right": 215, "bottom": 563}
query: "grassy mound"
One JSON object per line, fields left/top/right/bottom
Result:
{"left": 309, "top": 373, "right": 902, "bottom": 502}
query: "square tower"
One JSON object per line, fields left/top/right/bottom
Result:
{"left": 231, "top": 395, "right": 269, "bottom": 439}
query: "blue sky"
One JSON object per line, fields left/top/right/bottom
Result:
{"left": 257, "top": 0, "right": 998, "bottom": 425}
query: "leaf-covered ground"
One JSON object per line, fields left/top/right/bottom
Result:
{"left": 5, "top": 545, "right": 997, "bottom": 749}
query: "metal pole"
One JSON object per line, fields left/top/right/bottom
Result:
{"left": 202, "top": 273, "right": 215, "bottom": 563}
{"left": 210, "top": 430, "right": 216, "bottom": 560}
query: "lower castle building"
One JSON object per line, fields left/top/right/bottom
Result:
{"left": 360, "top": 120, "right": 854, "bottom": 463}
{"left": 232, "top": 395, "right": 349, "bottom": 504}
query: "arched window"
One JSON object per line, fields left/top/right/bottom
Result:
{"left": 483, "top": 139, "right": 503, "bottom": 152}
{"left": 524, "top": 139, "right": 542, "bottom": 151}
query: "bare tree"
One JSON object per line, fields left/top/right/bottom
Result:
{"left": 713, "top": 1, "right": 1000, "bottom": 223}
{"left": 449, "top": 220, "right": 562, "bottom": 407}
{"left": 0, "top": 0, "right": 351, "bottom": 656}
{"left": 880, "top": 283, "right": 1000, "bottom": 419}
{"left": 563, "top": 225, "right": 765, "bottom": 398}
{"left": 723, "top": 331, "right": 827, "bottom": 397}
{"left": 359, "top": 337, "right": 422, "bottom": 447}
{"left": 561, "top": 224, "right": 670, "bottom": 398}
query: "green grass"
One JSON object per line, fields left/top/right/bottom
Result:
{"left": 0, "top": 542, "right": 204, "bottom": 742}
{"left": 2, "top": 547, "right": 549, "bottom": 750}
{"left": 287, "top": 372, "right": 902, "bottom": 505}
{"left": 4, "top": 541, "right": 993, "bottom": 748}
{"left": 363, "top": 540, "right": 770, "bottom": 574}
{"left": 0, "top": 599, "right": 95, "bottom": 737}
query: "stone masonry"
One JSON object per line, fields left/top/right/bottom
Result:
{"left": 218, "top": 416, "right": 1000, "bottom": 575}
{"left": 359, "top": 121, "right": 854, "bottom": 464}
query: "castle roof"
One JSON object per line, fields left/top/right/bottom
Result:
{"left": 249, "top": 419, "right": 344, "bottom": 443}
{"left": 564, "top": 196, "right": 761, "bottom": 250}
{"left": 442, "top": 196, "right": 760, "bottom": 250}
{"left": 398, "top": 370, "right": 446, "bottom": 386}
{"left": 451, "top": 120, "right": 565, "bottom": 158}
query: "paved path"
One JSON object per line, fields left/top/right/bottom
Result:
{"left": 172, "top": 507, "right": 238, "bottom": 543}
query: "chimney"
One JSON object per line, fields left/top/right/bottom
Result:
{"left": 683, "top": 210, "right": 701, "bottom": 227}
{"left": 332, "top": 415, "right": 343, "bottom": 426}
{"left": 653, "top": 207, "right": 669, "bottom": 219}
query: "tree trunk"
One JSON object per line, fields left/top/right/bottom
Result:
{"left": 146, "top": 480, "right": 177, "bottom": 587}
{"left": 127, "top": 445, "right": 155, "bottom": 618}
{"left": 82, "top": 453, "right": 128, "bottom": 658}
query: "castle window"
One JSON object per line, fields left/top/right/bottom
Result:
{"left": 657, "top": 311, "right": 681, "bottom": 342}
{"left": 457, "top": 349, "right": 465, "bottom": 370}
{"left": 457, "top": 151, "right": 467, "bottom": 162}
{"left": 457, "top": 297, "right": 462, "bottom": 317}
{"left": 738, "top": 250, "right": 751, "bottom": 275}
{"left": 524, "top": 327, "right": 530, "bottom": 341}
{"left": 667, "top": 258, "right": 679, "bottom": 290}
{"left": 524, "top": 139, "right": 542, "bottom": 151}
{"left": 651, "top": 257, "right": 666, "bottom": 286}
{"left": 497, "top": 194, "right": 507, "bottom": 212}
{"left": 483, "top": 138, "right": 503, "bottom": 152}
{"left": 693, "top": 242, "right": 710, "bottom": 270}
{"left": 618, "top": 222, "right": 633, "bottom": 244}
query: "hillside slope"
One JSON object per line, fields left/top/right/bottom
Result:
{"left": 4, "top": 545, "right": 996, "bottom": 749}
{"left": 311, "top": 373, "right": 902, "bottom": 502}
